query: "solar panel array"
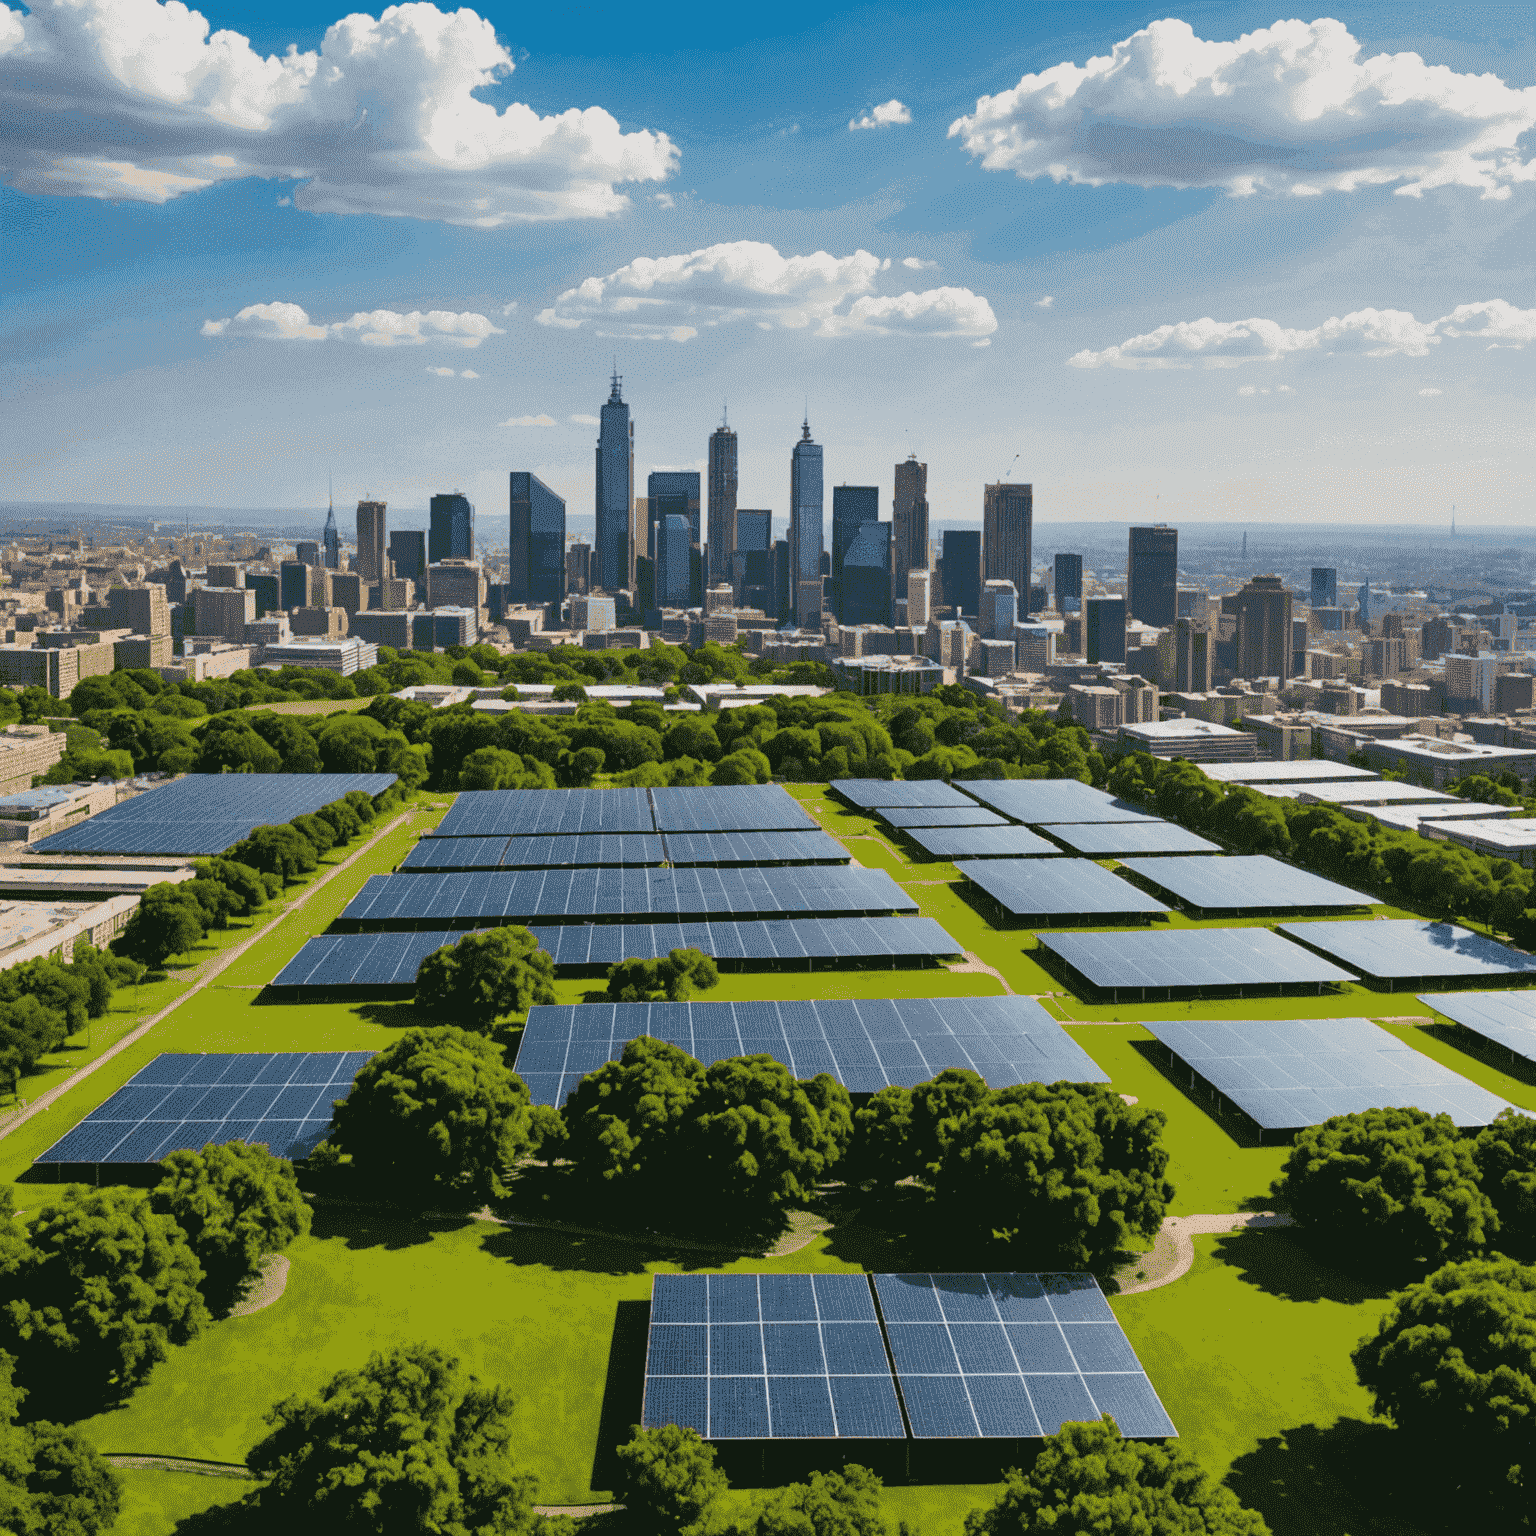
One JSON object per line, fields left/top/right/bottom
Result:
{"left": 880, "top": 806, "right": 1010, "bottom": 829}
{"left": 652, "top": 785, "right": 816, "bottom": 833}
{"left": 33, "top": 773, "right": 397, "bottom": 856}
{"left": 1044, "top": 823, "right": 1222, "bottom": 858}
{"left": 1422, "top": 991, "right": 1536, "bottom": 1065}
{"left": 401, "top": 835, "right": 665, "bottom": 871}
{"left": 905, "top": 827, "right": 1061, "bottom": 861}
{"left": 832, "top": 780, "right": 977, "bottom": 809}
{"left": 959, "top": 781, "right": 1159, "bottom": 827}
{"left": 1278, "top": 919, "right": 1536, "bottom": 982}
{"left": 663, "top": 830, "right": 848, "bottom": 866}
{"left": 640, "top": 1272, "right": 1174, "bottom": 1442}
{"left": 430, "top": 787, "right": 656, "bottom": 840}
{"left": 1119, "top": 855, "right": 1371, "bottom": 912}
{"left": 958, "top": 859, "right": 1170, "bottom": 920}
{"left": 272, "top": 931, "right": 460, "bottom": 988}
{"left": 341, "top": 866, "right": 916, "bottom": 927}
{"left": 1144, "top": 1017, "right": 1518, "bottom": 1130}
{"left": 1038, "top": 928, "right": 1358, "bottom": 995}
{"left": 514, "top": 995, "right": 1109, "bottom": 1107}
{"left": 874, "top": 1273, "right": 1176, "bottom": 1440}
{"left": 35, "top": 1052, "right": 371, "bottom": 1165}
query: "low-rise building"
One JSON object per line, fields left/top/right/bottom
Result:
{"left": 0, "top": 783, "right": 120, "bottom": 844}
{"left": 260, "top": 637, "right": 378, "bottom": 675}
{"left": 1116, "top": 718, "right": 1259, "bottom": 762}
{"left": 1422, "top": 816, "right": 1536, "bottom": 868}
{"left": 1357, "top": 733, "right": 1536, "bottom": 789}
{"left": 831, "top": 655, "right": 942, "bottom": 695}
{"left": 0, "top": 726, "right": 65, "bottom": 795}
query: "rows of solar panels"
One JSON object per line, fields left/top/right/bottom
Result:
{"left": 36, "top": 1052, "right": 371, "bottom": 1167}
{"left": 31, "top": 773, "right": 397, "bottom": 857}
{"left": 430, "top": 784, "right": 817, "bottom": 840}
{"left": 641, "top": 1271, "right": 1175, "bottom": 1441}
{"left": 274, "top": 918, "right": 961, "bottom": 988}
{"left": 514, "top": 996, "right": 1109, "bottom": 1107}
{"left": 1426, "top": 991, "right": 1536, "bottom": 1065}
{"left": 400, "top": 829, "right": 848, "bottom": 871}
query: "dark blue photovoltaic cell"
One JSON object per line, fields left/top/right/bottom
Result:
{"left": 1422, "top": 991, "right": 1536, "bottom": 1065}
{"left": 1144, "top": 1017, "right": 1520, "bottom": 1130}
{"left": 1038, "top": 927, "right": 1358, "bottom": 994}
{"left": 906, "top": 827, "right": 1061, "bottom": 860}
{"left": 959, "top": 781, "right": 1160, "bottom": 826}
{"left": 35, "top": 1052, "right": 373, "bottom": 1165}
{"left": 1045, "top": 823, "right": 1222, "bottom": 857}
{"left": 1121, "top": 856, "right": 1370, "bottom": 912}
{"left": 272, "top": 931, "right": 461, "bottom": 988}
{"left": 1278, "top": 919, "right": 1536, "bottom": 981}
{"left": 832, "top": 780, "right": 977, "bottom": 810}
{"left": 958, "top": 859, "right": 1169, "bottom": 919}
{"left": 400, "top": 835, "right": 665, "bottom": 870}
{"left": 515, "top": 996, "right": 1108, "bottom": 1107}
{"left": 528, "top": 918, "right": 961, "bottom": 967}
{"left": 663, "top": 830, "right": 848, "bottom": 865}
{"left": 32, "top": 774, "right": 397, "bottom": 856}
{"left": 881, "top": 806, "right": 1010, "bottom": 829}
{"left": 873, "top": 1273, "right": 1174, "bottom": 1440}
{"left": 651, "top": 785, "right": 817, "bottom": 833}
{"left": 429, "top": 788, "right": 656, "bottom": 839}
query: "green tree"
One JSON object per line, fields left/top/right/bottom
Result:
{"left": 964, "top": 1416, "right": 1270, "bottom": 1535}
{"left": 1274, "top": 1107, "right": 1495, "bottom": 1274}
{"left": 1474, "top": 1111, "right": 1536, "bottom": 1257}
{"left": 556, "top": 745, "right": 605, "bottom": 787}
{"left": 316, "top": 714, "right": 393, "bottom": 774}
{"left": 458, "top": 747, "right": 555, "bottom": 792}
{"left": 730, "top": 1463, "right": 893, "bottom": 1536}
{"left": 846, "top": 1069, "right": 990, "bottom": 1189}
{"left": 0, "top": 957, "right": 92, "bottom": 1036}
{"left": 710, "top": 747, "right": 772, "bottom": 785}
{"left": 1353, "top": 1256, "right": 1535, "bottom": 1525}
{"left": 605, "top": 948, "right": 719, "bottom": 1003}
{"left": 551, "top": 681, "right": 588, "bottom": 703}
{"left": 247, "top": 1342, "right": 543, "bottom": 1533}
{"left": 16, "top": 687, "right": 54, "bottom": 724}
{"left": 415, "top": 928, "right": 556, "bottom": 1033}
{"left": 0, "top": 1185, "right": 207, "bottom": 1414}
{"left": 194, "top": 717, "right": 284, "bottom": 774}
{"left": 111, "top": 883, "right": 206, "bottom": 969}
{"left": 151, "top": 1142, "right": 312, "bottom": 1314}
{"left": 290, "top": 811, "right": 338, "bottom": 858}
{"left": 614, "top": 1424, "right": 728, "bottom": 1536}
{"left": 248, "top": 712, "right": 323, "bottom": 774}
{"left": 0, "top": 997, "right": 69, "bottom": 1096}
{"left": 228, "top": 824, "right": 318, "bottom": 884}
{"left": 328, "top": 1027, "right": 540, "bottom": 1204}
{"left": 934, "top": 1084, "right": 1172, "bottom": 1271}
{"left": 193, "top": 857, "right": 270, "bottom": 918}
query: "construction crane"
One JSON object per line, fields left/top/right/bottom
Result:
{"left": 998, "top": 453, "right": 1019, "bottom": 482}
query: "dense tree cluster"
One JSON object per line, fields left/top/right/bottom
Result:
{"left": 605, "top": 947, "right": 719, "bottom": 1002}
{"left": 416, "top": 928, "right": 556, "bottom": 1032}
{"left": 561, "top": 1038, "right": 853, "bottom": 1222}
{"left": 1354, "top": 1256, "right": 1535, "bottom": 1525}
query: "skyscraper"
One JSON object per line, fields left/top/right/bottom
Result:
{"left": 983, "top": 482, "right": 1032, "bottom": 609}
{"left": 321, "top": 499, "right": 340, "bottom": 570}
{"left": 1310, "top": 567, "right": 1338, "bottom": 609}
{"left": 939, "top": 530, "right": 981, "bottom": 618}
{"left": 646, "top": 471, "right": 700, "bottom": 556}
{"left": 388, "top": 530, "right": 426, "bottom": 584}
{"left": 735, "top": 510, "right": 771, "bottom": 553}
{"left": 1085, "top": 596, "right": 1126, "bottom": 664}
{"left": 841, "top": 522, "right": 892, "bottom": 627}
{"left": 707, "top": 414, "right": 738, "bottom": 584}
{"left": 595, "top": 370, "right": 633, "bottom": 592}
{"left": 892, "top": 455, "right": 928, "bottom": 598}
{"left": 831, "top": 485, "right": 879, "bottom": 619}
{"left": 1127, "top": 525, "right": 1178, "bottom": 628}
{"left": 790, "top": 418, "right": 824, "bottom": 627}
{"left": 509, "top": 472, "right": 566, "bottom": 606}
{"left": 1054, "top": 552, "right": 1083, "bottom": 613}
{"left": 428, "top": 493, "right": 474, "bottom": 563}
{"left": 355, "top": 501, "right": 386, "bottom": 583}
{"left": 1232, "top": 574, "right": 1293, "bottom": 681}
{"left": 980, "top": 581, "right": 1018, "bottom": 640}
{"left": 656, "top": 513, "right": 691, "bottom": 606}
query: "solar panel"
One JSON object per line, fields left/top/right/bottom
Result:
{"left": 959, "top": 781, "right": 1159, "bottom": 826}
{"left": 832, "top": 780, "right": 977, "bottom": 810}
{"left": 1118, "top": 855, "right": 1371, "bottom": 912}
{"left": 400, "top": 835, "right": 665, "bottom": 871}
{"left": 271, "top": 930, "right": 465, "bottom": 988}
{"left": 1422, "top": 991, "right": 1536, "bottom": 1065}
{"left": 1278, "top": 919, "right": 1536, "bottom": 983}
{"left": 642, "top": 1272, "right": 905, "bottom": 1439}
{"left": 651, "top": 785, "right": 817, "bottom": 833}
{"left": 1144, "top": 1017, "right": 1521, "bottom": 1130}
{"left": 957, "top": 860, "right": 1169, "bottom": 920}
{"left": 35, "top": 1051, "right": 373, "bottom": 1165}
{"left": 662, "top": 830, "right": 849, "bottom": 866}
{"left": 1045, "top": 823, "right": 1222, "bottom": 858}
{"left": 1037, "top": 928, "right": 1357, "bottom": 998}
{"left": 881, "top": 807, "right": 1010, "bottom": 829}
{"left": 32, "top": 774, "right": 397, "bottom": 857}
{"left": 905, "top": 828, "right": 1061, "bottom": 861}
{"left": 340, "top": 866, "right": 916, "bottom": 928}
{"left": 429, "top": 788, "right": 657, "bottom": 840}
{"left": 873, "top": 1273, "right": 1175, "bottom": 1439}
{"left": 514, "top": 996, "right": 1109, "bottom": 1108}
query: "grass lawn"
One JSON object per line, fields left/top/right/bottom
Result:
{"left": 110, "top": 1469, "right": 250, "bottom": 1534}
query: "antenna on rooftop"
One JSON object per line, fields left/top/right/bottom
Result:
{"left": 998, "top": 453, "right": 1019, "bottom": 482}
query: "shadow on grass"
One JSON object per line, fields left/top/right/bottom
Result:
{"left": 308, "top": 1200, "right": 472, "bottom": 1252}
{"left": 171, "top": 1499, "right": 261, "bottom": 1534}
{"left": 1127, "top": 1039, "right": 1269, "bottom": 1150}
{"left": 349, "top": 1000, "right": 438, "bottom": 1029}
{"left": 1211, "top": 1227, "right": 1394, "bottom": 1306}
{"left": 1226, "top": 1418, "right": 1449, "bottom": 1536}
{"left": 1421, "top": 1022, "right": 1536, "bottom": 1089}
{"left": 589, "top": 1298, "right": 649, "bottom": 1494}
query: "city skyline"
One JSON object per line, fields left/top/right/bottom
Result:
{"left": 2, "top": 3, "right": 1530, "bottom": 531}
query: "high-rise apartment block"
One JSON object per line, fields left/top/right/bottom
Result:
{"left": 892, "top": 456, "right": 928, "bottom": 600}
{"left": 1168, "top": 617, "right": 1213, "bottom": 692}
{"left": 983, "top": 482, "right": 1032, "bottom": 609}
{"left": 707, "top": 417, "right": 738, "bottom": 584}
{"left": 107, "top": 585, "right": 169, "bottom": 636}
{"left": 1054, "top": 552, "right": 1083, "bottom": 613}
{"left": 595, "top": 372, "right": 633, "bottom": 592}
{"left": 388, "top": 530, "right": 426, "bottom": 585}
{"left": 790, "top": 419, "right": 824, "bottom": 627}
{"left": 655, "top": 514, "right": 691, "bottom": 607}
{"left": 190, "top": 586, "right": 255, "bottom": 646}
{"left": 1310, "top": 567, "right": 1338, "bottom": 609}
{"left": 296, "top": 541, "right": 320, "bottom": 568}
{"left": 831, "top": 485, "right": 879, "bottom": 619}
{"left": 509, "top": 472, "right": 566, "bottom": 606}
{"left": 355, "top": 501, "right": 387, "bottom": 583}
{"left": 426, "top": 560, "right": 487, "bottom": 616}
{"left": 429, "top": 493, "right": 475, "bottom": 565}
{"left": 1231, "top": 574, "right": 1293, "bottom": 681}
{"left": 939, "top": 530, "right": 981, "bottom": 619}
{"left": 280, "top": 561, "right": 326, "bottom": 611}
{"left": 566, "top": 541, "right": 592, "bottom": 595}
{"left": 1127, "top": 525, "right": 1178, "bottom": 629}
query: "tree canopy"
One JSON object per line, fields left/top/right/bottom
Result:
{"left": 613, "top": 1424, "right": 728, "bottom": 1536}
{"left": 1474, "top": 1111, "right": 1536, "bottom": 1257}
{"left": 845, "top": 1069, "right": 990, "bottom": 1189}
{"left": 605, "top": 947, "right": 720, "bottom": 1003}
{"left": 729, "top": 1463, "right": 895, "bottom": 1536}
{"left": 415, "top": 928, "right": 557, "bottom": 1033}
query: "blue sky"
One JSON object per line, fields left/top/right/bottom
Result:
{"left": 2, "top": 1, "right": 1532, "bottom": 530}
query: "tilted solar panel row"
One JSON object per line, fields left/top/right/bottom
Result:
{"left": 1424, "top": 990, "right": 1536, "bottom": 1064}
{"left": 1278, "top": 919, "right": 1536, "bottom": 981}
{"left": 958, "top": 859, "right": 1170, "bottom": 918}
{"left": 1045, "top": 822, "right": 1222, "bottom": 858}
{"left": 880, "top": 806, "right": 1010, "bottom": 829}
{"left": 959, "top": 780, "right": 1158, "bottom": 827}
{"left": 401, "top": 834, "right": 666, "bottom": 871}
{"left": 906, "top": 827, "right": 1060, "bottom": 861}
{"left": 1121, "top": 855, "right": 1370, "bottom": 912}
{"left": 1036, "top": 928, "right": 1358, "bottom": 993}
{"left": 650, "top": 785, "right": 817, "bottom": 833}
{"left": 528, "top": 917, "right": 961, "bottom": 966}
{"left": 430, "top": 787, "right": 657, "bottom": 840}
{"left": 662, "top": 830, "right": 848, "bottom": 865}
{"left": 272, "top": 931, "right": 460, "bottom": 988}
{"left": 831, "top": 779, "right": 978, "bottom": 810}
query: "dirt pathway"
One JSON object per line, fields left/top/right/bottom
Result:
{"left": 1115, "top": 1211, "right": 1294, "bottom": 1296}
{"left": 0, "top": 806, "right": 418, "bottom": 1145}
{"left": 948, "top": 951, "right": 1015, "bottom": 993}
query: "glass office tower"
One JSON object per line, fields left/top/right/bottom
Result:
{"left": 429, "top": 492, "right": 475, "bottom": 563}
{"left": 509, "top": 471, "right": 567, "bottom": 606}
{"left": 831, "top": 485, "right": 879, "bottom": 620}
{"left": 1127, "top": 525, "right": 1178, "bottom": 628}
{"left": 842, "top": 521, "right": 892, "bottom": 627}
{"left": 790, "top": 419, "right": 824, "bottom": 627}
{"left": 940, "top": 530, "right": 981, "bottom": 618}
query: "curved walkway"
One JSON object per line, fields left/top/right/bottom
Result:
{"left": 0, "top": 805, "right": 418, "bottom": 1145}
{"left": 104, "top": 1455, "right": 253, "bottom": 1478}
{"left": 1115, "top": 1211, "right": 1293, "bottom": 1296}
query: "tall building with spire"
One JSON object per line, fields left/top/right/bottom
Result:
{"left": 322, "top": 493, "right": 340, "bottom": 570}
{"left": 707, "top": 409, "right": 738, "bottom": 585}
{"left": 790, "top": 416, "right": 824, "bottom": 628}
{"left": 595, "top": 368, "right": 633, "bottom": 593}
{"left": 893, "top": 454, "right": 928, "bottom": 602}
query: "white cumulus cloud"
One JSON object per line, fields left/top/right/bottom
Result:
{"left": 1035, "top": 296, "right": 1054, "bottom": 309}
{"left": 502, "top": 413, "right": 557, "bottom": 427}
{"left": 203, "top": 302, "right": 504, "bottom": 347}
{"left": 459, "top": 369, "right": 478, "bottom": 379}
{"left": 850, "top": 100, "right": 912, "bottom": 131}
{"left": 569, "top": 413, "right": 600, "bottom": 425}
{"left": 1419, "top": 386, "right": 1443, "bottom": 396}
{"left": 949, "top": 17, "right": 1536, "bottom": 199}
{"left": 1067, "top": 300, "right": 1534, "bottom": 369}
{"left": 426, "top": 366, "right": 456, "bottom": 376}
{"left": 902, "top": 257, "right": 938, "bottom": 270}
{"left": 0, "top": 0, "right": 678, "bottom": 225}
{"left": 537, "top": 240, "right": 994, "bottom": 342}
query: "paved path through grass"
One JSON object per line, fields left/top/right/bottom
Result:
{"left": 0, "top": 805, "right": 418, "bottom": 1147}
{"left": 1117, "top": 1211, "right": 1294, "bottom": 1295}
